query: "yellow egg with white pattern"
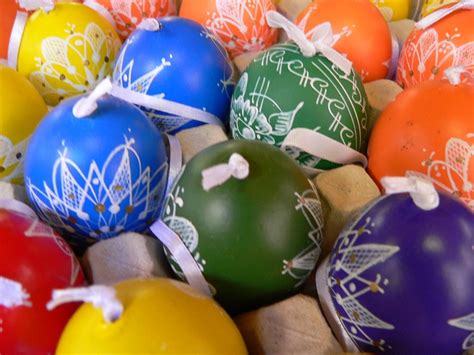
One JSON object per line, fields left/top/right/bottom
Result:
{"left": 0, "top": 65, "right": 47, "bottom": 184}
{"left": 15, "top": 2, "right": 121, "bottom": 106}
{"left": 370, "top": 0, "right": 411, "bottom": 21}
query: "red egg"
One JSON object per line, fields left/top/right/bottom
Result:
{"left": 0, "top": 208, "right": 85, "bottom": 353}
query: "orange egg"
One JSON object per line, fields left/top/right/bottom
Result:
{"left": 368, "top": 79, "right": 474, "bottom": 210}
{"left": 87, "top": 0, "right": 176, "bottom": 39}
{"left": 0, "top": 0, "right": 23, "bottom": 62}
{"left": 179, "top": 0, "right": 278, "bottom": 59}
{"left": 296, "top": 0, "right": 393, "bottom": 83}
{"left": 397, "top": 8, "right": 474, "bottom": 88}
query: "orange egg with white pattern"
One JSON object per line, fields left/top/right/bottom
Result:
{"left": 179, "top": 0, "right": 278, "bottom": 59}
{"left": 87, "top": 0, "right": 177, "bottom": 40}
{"left": 397, "top": 7, "right": 474, "bottom": 88}
{"left": 296, "top": 0, "right": 393, "bottom": 83}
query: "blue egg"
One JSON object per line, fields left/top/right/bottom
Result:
{"left": 24, "top": 95, "right": 168, "bottom": 248}
{"left": 113, "top": 16, "right": 235, "bottom": 134}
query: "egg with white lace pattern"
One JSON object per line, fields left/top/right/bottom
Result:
{"left": 15, "top": 2, "right": 121, "bottom": 106}
{"left": 87, "top": 0, "right": 177, "bottom": 39}
{"left": 397, "top": 6, "right": 474, "bottom": 88}
{"left": 24, "top": 94, "right": 168, "bottom": 251}
{"left": 179, "top": 0, "right": 278, "bottom": 59}
{"left": 321, "top": 191, "right": 474, "bottom": 353}
{"left": 112, "top": 16, "right": 235, "bottom": 134}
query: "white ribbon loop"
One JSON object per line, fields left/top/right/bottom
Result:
{"left": 201, "top": 153, "right": 249, "bottom": 191}
{"left": 138, "top": 18, "right": 162, "bottom": 31}
{"left": 72, "top": 77, "right": 113, "bottom": 118}
{"left": 165, "top": 134, "right": 183, "bottom": 194}
{"left": 150, "top": 220, "right": 212, "bottom": 297}
{"left": 416, "top": 0, "right": 474, "bottom": 29}
{"left": 381, "top": 175, "right": 440, "bottom": 211}
{"left": 265, "top": 11, "right": 352, "bottom": 75}
{"left": 110, "top": 84, "right": 224, "bottom": 129}
{"left": 444, "top": 65, "right": 466, "bottom": 85}
{"left": 0, "top": 276, "right": 31, "bottom": 308}
{"left": 18, "top": 0, "right": 54, "bottom": 12}
{"left": 83, "top": 0, "right": 117, "bottom": 29}
{"left": 47, "top": 285, "right": 123, "bottom": 323}
{"left": 7, "top": 12, "right": 28, "bottom": 69}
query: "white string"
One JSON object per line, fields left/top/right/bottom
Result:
{"left": 444, "top": 65, "right": 466, "bottom": 85}
{"left": 201, "top": 153, "right": 249, "bottom": 191}
{"left": 137, "top": 18, "right": 162, "bottom": 31}
{"left": 416, "top": 0, "right": 474, "bottom": 29}
{"left": 72, "top": 77, "right": 113, "bottom": 118}
{"left": 165, "top": 134, "right": 183, "bottom": 194}
{"left": 381, "top": 175, "right": 440, "bottom": 210}
{"left": 18, "top": 0, "right": 54, "bottom": 11}
{"left": 7, "top": 12, "right": 28, "bottom": 69}
{"left": 150, "top": 220, "right": 212, "bottom": 297}
{"left": 47, "top": 285, "right": 123, "bottom": 323}
{"left": 265, "top": 11, "right": 353, "bottom": 75}
{"left": 0, "top": 276, "right": 31, "bottom": 308}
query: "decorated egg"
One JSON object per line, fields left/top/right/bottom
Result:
{"left": 179, "top": 0, "right": 278, "bottom": 59}
{"left": 0, "top": 208, "right": 85, "bottom": 353}
{"left": 87, "top": 0, "right": 177, "bottom": 39}
{"left": 319, "top": 181, "right": 474, "bottom": 353}
{"left": 0, "top": 65, "right": 48, "bottom": 184}
{"left": 296, "top": 0, "right": 393, "bottom": 82}
{"left": 368, "top": 79, "right": 474, "bottom": 210}
{"left": 230, "top": 42, "right": 369, "bottom": 173}
{"left": 112, "top": 17, "right": 235, "bottom": 134}
{"left": 421, "top": 0, "right": 460, "bottom": 17}
{"left": 13, "top": 2, "right": 121, "bottom": 106}
{"left": 0, "top": 0, "right": 23, "bottom": 62}
{"left": 55, "top": 279, "right": 247, "bottom": 353}
{"left": 397, "top": 5, "right": 474, "bottom": 88}
{"left": 154, "top": 140, "right": 324, "bottom": 313}
{"left": 24, "top": 81, "right": 169, "bottom": 250}
{"left": 371, "top": 0, "right": 411, "bottom": 21}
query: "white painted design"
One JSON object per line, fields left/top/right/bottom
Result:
{"left": 102, "top": 0, "right": 175, "bottom": 38}
{"left": 0, "top": 135, "right": 28, "bottom": 182}
{"left": 448, "top": 313, "right": 474, "bottom": 350}
{"left": 29, "top": 22, "right": 120, "bottom": 104}
{"left": 24, "top": 218, "right": 81, "bottom": 285}
{"left": 399, "top": 27, "right": 474, "bottom": 86}
{"left": 282, "top": 185, "right": 323, "bottom": 286}
{"left": 204, "top": 0, "right": 276, "bottom": 57}
{"left": 163, "top": 182, "right": 207, "bottom": 275}
{"left": 230, "top": 43, "right": 367, "bottom": 169}
{"left": 408, "top": 134, "right": 473, "bottom": 210}
{"left": 329, "top": 217, "right": 399, "bottom": 351}
{"left": 230, "top": 72, "right": 304, "bottom": 145}
{"left": 27, "top": 136, "right": 168, "bottom": 239}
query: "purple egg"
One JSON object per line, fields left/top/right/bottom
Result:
{"left": 320, "top": 192, "right": 474, "bottom": 354}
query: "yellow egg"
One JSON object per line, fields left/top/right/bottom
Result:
{"left": 0, "top": 65, "right": 47, "bottom": 184}
{"left": 421, "top": 0, "right": 459, "bottom": 17}
{"left": 16, "top": 2, "right": 121, "bottom": 106}
{"left": 56, "top": 279, "right": 248, "bottom": 354}
{"left": 371, "top": 0, "right": 411, "bottom": 21}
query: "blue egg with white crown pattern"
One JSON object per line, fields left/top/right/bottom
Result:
{"left": 24, "top": 94, "right": 168, "bottom": 248}
{"left": 112, "top": 16, "right": 235, "bottom": 134}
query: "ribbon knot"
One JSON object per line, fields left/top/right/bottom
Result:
{"left": 72, "top": 77, "right": 113, "bottom": 118}
{"left": 137, "top": 18, "right": 162, "bottom": 31}
{"left": 444, "top": 65, "right": 467, "bottom": 85}
{"left": 47, "top": 285, "right": 124, "bottom": 323}
{"left": 201, "top": 153, "right": 249, "bottom": 191}
{"left": 381, "top": 175, "right": 439, "bottom": 211}
{"left": 416, "top": 0, "right": 474, "bottom": 29}
{"left": 265, "top": 11, "right": 352, "bottom": 75}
